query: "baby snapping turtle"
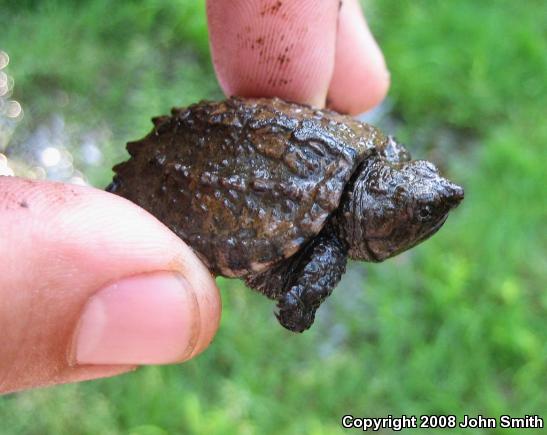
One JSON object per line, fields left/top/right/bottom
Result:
{"left": 107, "top": 97, "right": 463, "bottom": 332}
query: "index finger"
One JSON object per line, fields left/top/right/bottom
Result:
{"left": 207, "top": 0, "right": 339, "bottom": 108}
{"left": 207, "top": 0, "right": 389, "bottom": 113}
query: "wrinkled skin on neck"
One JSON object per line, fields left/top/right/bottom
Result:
{"left": 337, "top": 157, "right": 464, "bottom": 262}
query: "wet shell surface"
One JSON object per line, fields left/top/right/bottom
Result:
{"left": 107, "top": 97, "right": 388, "bottom": 277}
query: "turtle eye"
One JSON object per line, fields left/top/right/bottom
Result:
{"left": 418, "top": 205, "right": 432, "bottom": 221}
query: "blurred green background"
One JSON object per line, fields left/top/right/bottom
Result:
{"left": 1, "top": 0, "right": 545, "bottom": 433}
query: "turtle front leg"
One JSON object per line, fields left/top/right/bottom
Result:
{"left": 247, "top": 226, "right": 348, "bottom": 332}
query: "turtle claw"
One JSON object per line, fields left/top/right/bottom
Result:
{"left": 276, "top": 292, "right": 315, "bottom": 333}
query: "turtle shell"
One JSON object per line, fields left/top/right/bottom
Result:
{"left": 108, "top": 97, "right": 386, "bottom": 277}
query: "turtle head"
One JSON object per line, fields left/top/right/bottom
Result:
{"left": 341, "top": 158, "right": 464, "bottom": 262}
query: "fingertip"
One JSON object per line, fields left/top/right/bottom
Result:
{"left": 174, "top": 255, "right": 222, "bottom": 360}
{"left": 207, "top": 0, "right": 339, "bottom": 107}
{"left": 71, "top": 271, "right": 221, "bottom": 366}
{"left": 186, "top": 272, "right": 222, "bottom": 359}
{"left": 327, "top": 0, "right": 390, "bottom": 114}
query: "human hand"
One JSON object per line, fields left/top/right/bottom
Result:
{"left": 0, "top": 177, "right": 221, "bottom": 394}
{"left": 207, "top": 0, "right": 389, "bottom": 113}
{"left": 1, "top": 0, "right": 387, "bottom": 395}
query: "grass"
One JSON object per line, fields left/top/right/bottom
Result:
{"left": 1, "top": 0, "right": 546, "bottom": 434}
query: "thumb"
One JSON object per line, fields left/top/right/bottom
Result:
{"left": 0, "top": 177, "right": 221, "bottom": 394}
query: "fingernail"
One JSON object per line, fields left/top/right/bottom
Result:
{"left": 71, "top": 272, "right": 200, "bottom": 365}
